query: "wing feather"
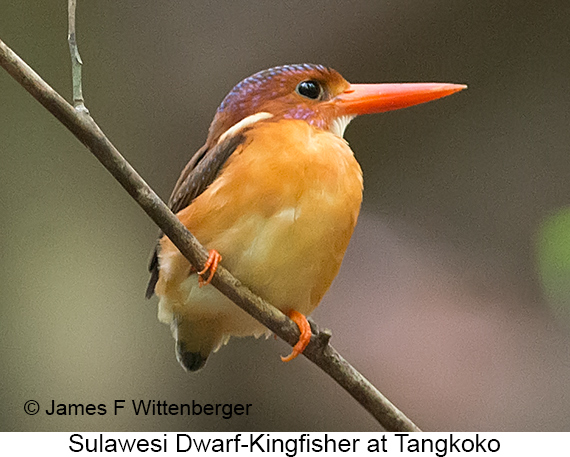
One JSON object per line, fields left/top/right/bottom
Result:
{"left": 145, "top": 133, "right": 246, "bottom": 298}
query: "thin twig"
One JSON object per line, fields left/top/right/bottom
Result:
{"left": 67, "top": 0, "right": 88, "bottom": 114}
{"left": 0, "top": 37, "right": 421, "bottom": 432}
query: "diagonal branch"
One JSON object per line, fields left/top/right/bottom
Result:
{"left": 0, "top": 37, "right": 421, "bottom": 432}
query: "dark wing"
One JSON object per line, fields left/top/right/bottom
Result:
{"left": 145, "top": 132, "right": 247, "bottom": 298}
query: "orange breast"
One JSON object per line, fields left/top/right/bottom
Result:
{"left": 158, "top": 119, "right": 363, "bottom": 324}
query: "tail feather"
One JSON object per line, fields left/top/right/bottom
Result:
{"left": 172, "top": 316, "right": 223, "bottom": 372}
{"left": 176, "top": 341, "right": 209, "bottom": 371}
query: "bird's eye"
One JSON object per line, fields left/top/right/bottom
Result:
{"left": 296, "top": 80, "right": 322, "bottom": 100}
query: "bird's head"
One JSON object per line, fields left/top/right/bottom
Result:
{"left": 206, "top": 64, "right": 466, "bottom": 144}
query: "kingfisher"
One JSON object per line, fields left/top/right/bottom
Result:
{"left": 146, "top": 64, "right": 465, "bottom": 371}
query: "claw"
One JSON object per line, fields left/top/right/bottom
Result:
{"left": 281, "top": 310, "right": 311, "bottom": 362}
{"left": 198, "top": 249, "right": 222, "bottom": 287}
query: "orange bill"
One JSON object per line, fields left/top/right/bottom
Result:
{"left": 335, "top": 82, "right": 467, "bottom": 115}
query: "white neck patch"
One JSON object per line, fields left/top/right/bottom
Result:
{"left": 218, "top": 112, "right": 273, "bottom": 144}
{"left": 329, "top": 115, "right": 355, "bottom": 138}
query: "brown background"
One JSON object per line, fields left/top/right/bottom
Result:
{"left": 1, "top": 0, "right": 570, "bottom": 431}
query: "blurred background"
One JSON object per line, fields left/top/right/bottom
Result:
{"left": 1, "top": 0, "right": 570, "bottom": 431}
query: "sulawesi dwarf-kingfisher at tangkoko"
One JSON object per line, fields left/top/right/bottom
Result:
{"left": 145, "top": 63, "right": 466, "bottom": 371}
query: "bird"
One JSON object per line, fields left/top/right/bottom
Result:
{"left": 146, "top": 63, "right": 465, "bottom": 371}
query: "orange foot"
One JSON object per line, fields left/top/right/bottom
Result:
{"left": 281, "top": 310, "right": 312, "bottom": 362}
{"left": 198, "top": 249, "right": 222, "bottom": 287}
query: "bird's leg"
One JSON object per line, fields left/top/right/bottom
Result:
{"left": 198, "top": 249, "right": 222, "bottom": 287}
{"left": 281, "top": 310, "right": 312, "bottom": 362}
